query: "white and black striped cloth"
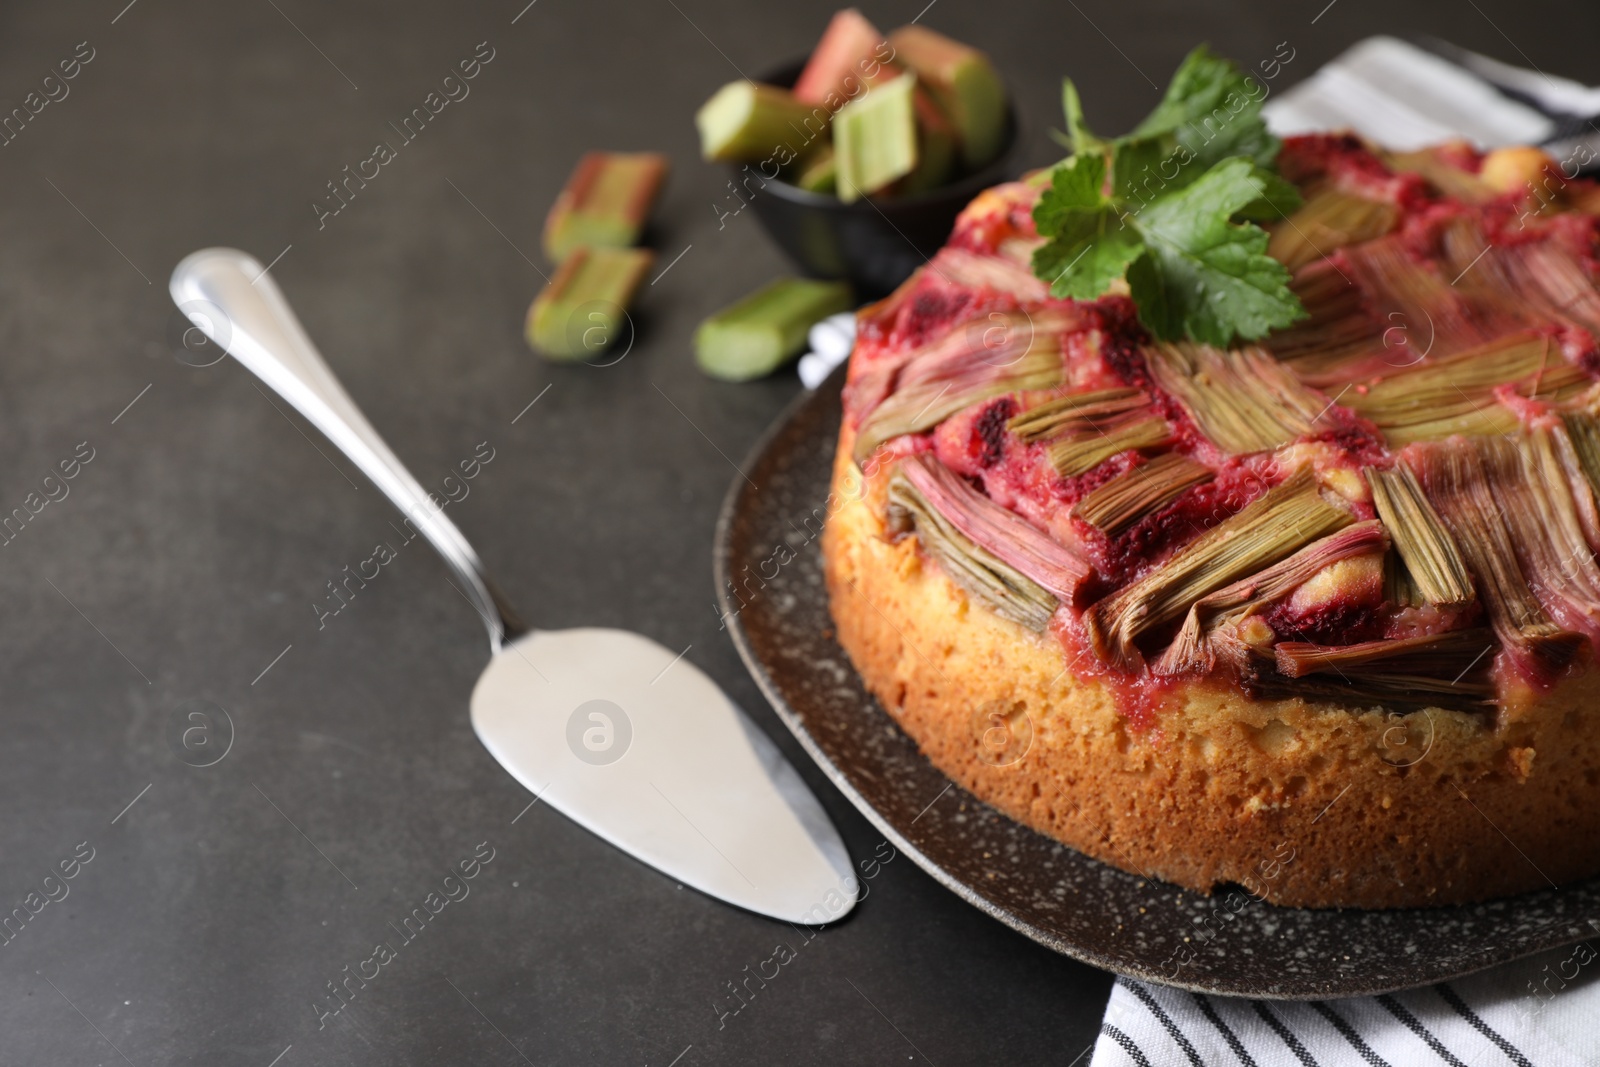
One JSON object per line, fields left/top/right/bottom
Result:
{"left": 1091, "top": 946, "right": 1599, "bottom": 1067}
{"left": 1094, "top": 37, "right": 1600, "bottom": 1067}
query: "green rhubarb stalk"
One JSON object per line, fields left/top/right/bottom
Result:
{"left": 887, "top": 465, "right": 1058, "bottom": 632}
{"left": 1047, "top": 417, "right": 1172, "bottom": 477}
{"left": 542, "top": 151, "right": 668, "bottom": 262}
{"left": 854, "top": 339, "right": 1064, "bottom": 463}
{"left": 886, "top": 25, "right": 1006, "bottom": 168}
{"left": 1365, "top": 464, "right": 1474, "bottom": 606}
{"left": 1007, "top": 387, "right": 1145, "bottom": 442}
{"left": 1266, "top": 186, "right": 1397, "bottom": 271}
{"left": 794, "top": 144, "right": 838, "bottom": 194}
{"left": 1408, "top": 436, "right": 1585, "bottom": 672}
{"left": 1562, "top": 412, "right": 1600, "bottom": 496}
{"left": 895, "top": 85, "right": 957, "bottom": 196}
{"left": 1252, "top": 669, "right": 1495, "bottom": 712}
{"left": 1073, "top": 452, "right": 1212, "bottom": 535}
{"left": 833, "top": 72, "right": 918, "bottom": 202}
{"left": 1085, "top": 468, "right": 1353, "bottom": 669}
{"left": 695, "top": 278, "right": 853, "bottom": 381}
{"left": 1154, "top": 520, "right": 1388, "bottom": 678}
{"left": 1344, "top": 333, "right": 1589, "bottom": 446}
{"left": 525, "top": 246, "right": 653, "bottom": 361}
{"left": 696, "top": 82, "right": 816, "bottom": 163}
{"left": 1146, "top": 343, "right": 1329, "bottom": 454}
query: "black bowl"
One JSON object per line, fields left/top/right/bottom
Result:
{"left": 733, "top": 60, "right": 1021, "bottom": 298}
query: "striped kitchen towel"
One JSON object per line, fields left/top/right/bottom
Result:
{"left": 798, "top": 311, "right": 858, "bottom": 389}
{"left": 1094, "top": 35, "right": 1600, "bottom": 1067}
{"left": 1091, "top": 944, "right": 1599, "bottom": 1067}
{"left": 1261, "top": 35, "right": 1557, "bottom": 149}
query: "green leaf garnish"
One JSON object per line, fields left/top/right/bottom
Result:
{"left": 1131, "top": 158, "right": 1306, "bottom": 346}
{"left": 1130, "top": 44, "right": 1278, "bottom": 170}
{"left": 1030, "top": 155, "right": 1144, "bottom": 301}
{"left": 1232, "top": 166, "right": 1303, "bottom": 223}
{"left": 1061, "top": 79, "right": 1101, "bottom": 155}
{"left": 1031, "top": 45, "right": 1307, "bottom": 345}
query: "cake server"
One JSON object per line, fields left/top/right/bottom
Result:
{"left": 170, "top": 247, "right": 857, "bottom": 923}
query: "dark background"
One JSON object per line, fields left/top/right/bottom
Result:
{"left": 0, "top": 1, "right": 1592, "bottom": 1064}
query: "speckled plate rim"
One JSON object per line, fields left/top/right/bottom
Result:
{"left": 713, "top": 363, "right": 1600, "bottom": 999}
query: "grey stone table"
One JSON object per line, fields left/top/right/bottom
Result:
{"left": 0, "top": 1, "right": 1591, "bottom": 1064}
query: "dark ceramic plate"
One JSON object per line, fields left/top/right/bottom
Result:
{"left": 713, "top": 365, "right": 1600, "bottom": 999}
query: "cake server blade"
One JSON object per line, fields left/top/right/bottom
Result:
{"left": 170, "top": 247, "right": 858, "bottom": 924}
{"left": 473, "top": 627, "right": 859, "bottom": 922}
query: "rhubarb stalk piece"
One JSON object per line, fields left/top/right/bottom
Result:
{"left": 1343, "top": 332, "right": 1588, "bottom": 446}
{"left": 1563, "top": 412, "right": 1600, "bottom": 497}
{"left": 1085, "top": 467, "right": 1353, "bottom": 669}
{"left": 1382, "top": 145, "right": 1497, "bottom": 202}
{"left": 1073, "top": 453, "right": 1213, "bottom": 535}
{"left": 1439, "top": 217, "right": 1600, "bottom": 339}
{"left": 1365, "top": 464, "right": 1474, "bottom": 607}
{"left": 794, "top": 144, "right": 837, "bottom": 193}
{"left": 1259, "top": 625, "right": 1498, "bottom": 710}
{"left": 1267, "top": 186, "right": 1398, "bottom": 271}
{"left": 542, "top": 152, "right": 668, "bottom": 262}
{"left": 694, "top": 278, "right": 853, "bottom": 381}
{"left": 853, "top": 334, "right": 1064, "bottom": 464}
{"left": 1488, "top": 429, "right": 1600, "bottom": 632}
{"left": 1252, "top": 673, "right": 1494, "bottom": 712}
{"left": 525, "top": 246, "right": 653, "bottom": 361}
{"left": 1267, "top": 263, "right": 1384, "bottom": 382}
{"left": 1274, "top": 628, "right": 1495, "bottom": 680}
{"left": 886, "top": 25, "right": 1006, "bottom": 168}
{"left": 1146, "top": 343, "right": 1332, "bottom": 454}
{"left": 899, "top": 453, "right": 1088, "bottom": 597}
{"left": 1342, "top": 235, "right": 1508, "bottom": 357}
{"left": 793, "top": 9, "right": 887, "bottom": 105}
{"left": 1157, "top": 520, "right": 1388, "bottom": 676}
{"left": 1408, "top": 436, "right": 1585, "bottom": 674}
{"left": 1007, "top": 386, "right": 1172, "bottom": 477}
{"left": 1007, "top": 387, "right": 1145, "bottom": 442}
{"left": 888, "top": 454, "right": 1086, "bottom": 631}
{"left": 1556, "top": 420, "right": 1600, "bottom": 562}
{"left": 696, "top": 82, "right": 815, "bottom": 163}
{"left": 896, "top": 86, "right": 956, "bottom": 195}
{"left": 1046, "top": 416, "right": 1172, "bottom": 478}
{"left": 833, "top": 73, "right": 918, "bottom": 202}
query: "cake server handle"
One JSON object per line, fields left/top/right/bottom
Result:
{"left": 169, "top": 247, "right": 521, "bottom": 651}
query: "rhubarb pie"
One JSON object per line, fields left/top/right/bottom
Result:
{"left": 823, "top": 135, "right": 1600, "bottom": 908}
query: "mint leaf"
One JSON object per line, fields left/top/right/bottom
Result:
{"left": 1132, "top": 158, "right": 1306, "bottom": 345}
{"left": 1033, "top": 154, "right": 1145, "bottom": 300}
{"left": 1036, "top": 215, "right": 1145, "bottom": 301}
{"left": 1132, "top": 46, "right": 1241, "bottom": 136}
{"left": 1110, "top": 138, "right": 1169, "bottom": 204}
{"left": 1132, "top": 43, "right": 1280, "bottom": 194}
{"left": 1033, "top": 152, "right": 1108, "bottom": 230}
{"left": 1234, "top": 165, "right": 1303, "bottom": 222}
{"left": 1124, "top": 252, "right": 1170, "bottom": 337}
{"left": 1183, "top": 110, "right": 1278, "bottom": 175}
{"left": 1061, "top": 78, "right": 1101, "bottom": 154}
{"left": 1029, "top": 46, "right": 1306, "bottom": 346}
{"left": 1133, "top": 45, "right": 1277, "bottom": 170}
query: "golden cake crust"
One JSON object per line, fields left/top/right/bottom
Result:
{"left": 823, "top": 424, "right": 1600, "bottom": 908}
